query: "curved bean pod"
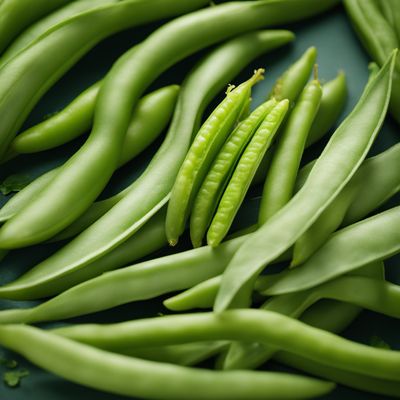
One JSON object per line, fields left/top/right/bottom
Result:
{"left": 0, "top": 325, "right": 333, "bottom": 400}
{"left": 0, "top": 0, "right": 208, "bottom": 160}
{"left": 214, "top": 51, "right": 396, "bottom": 312}
{"left": 262, "top": 205, "right": 400, "bottom": 295}
{"left": 0, "top": 0, "right": 72, "bottom": 54}
{"left": 292, "top": 142, "right": 400, "bottom": 266}
{"left": 344, "top": 0, "right": 400, "bottom": 124}
{"left": 306, "top": 71, "right": 347, "bottom": 146}
{"left": 259, "top": 77, "right": 322, "bottom": 224}
{"left": 54, "top": 309, "right": 400, "bottom": 381}
{"left": 0, "top": 0, "right": 116, "bottom": 67}
{"left": 0, "top": 30, "right": 296, "bottom": 301}
{"left": 0, "top": 85, "right": 179, "bottom": 223}
{"left": 208, "top": 99, "right": 289, "bottom": 246}
{"left": 270, "top": 46, "right": 317, "bottom": 103}
{"left": 167, "top": 70, "right": 264, "bottom": 246}
{"left": 190, "top": 99, "right": 277, "bottom": 248}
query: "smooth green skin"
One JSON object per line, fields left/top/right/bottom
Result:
{"left": 219, "top": 263, "right": 383, "bottom": 370}
{"left": 208, "top": 100, "right": 289, "bottom": 247}
{"left": 259, "top": 80, "right": 322, "bottom": 224}
{"left": 344, "top": 0, "right": 400, "bottom": 125}
{"left": 0, "top": 4, "right": 216, "bottom": 249}
{"left": 379, "top": 0, "right": 400, "bottom": 42}
{"left": 0, "top": 0, "right": 117, "bottom": 67}
{"left": 0, "top": 325, "right": 332, "bottom": 400}
{"left": 0, "top": 0, "right": 72, "bottom": 54}
{"left": 190, "top": 100, "right": 277, "bottom": 248}
{"left": 0, "top": 0, "right": 208, "bottom": 162}
{"left": 293, "top": 142, "right": 400, "bottom": 266}
{"left": 270, "top": 46, "right": 317, "bottom": 103}
{"left": 54, "top": 309, "right": 400, "bottom": 382}
{"left": 214, "top": 51, "right": 396, "bottom": 312}
{"left": 51, "top": 30, "right": 295, "bottom": 242}
{"left": 343, "top": 142, "right": 400, "bottom": 224}
{"left": 0, "top": 31, "right": 296, "bottom": 301}
{"left": 166, "top": 71, "right": 262, "bottom": 246}
{"left": 0, "top": 235, "right": 247, "bottom": 313}
{"left": 0, "top": 85, "right": 179, "bottom": 224}
{"left": 119, "top": 342, "right": 229, "bottom": 367}
{"left": 262, "top": 205, "right": 400, "bottom": 296}
{"left": 306, "top": 71, "right": 348, "bottom": 146}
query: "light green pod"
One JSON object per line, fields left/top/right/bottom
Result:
{"left": 208, "top": 99, "right": 289, "bottom": 247}
{"left": 166, "top": 69, "right": 264, "bottom": 246}
{"left": 190, "top": 99, "right": 276, "bottom": 248}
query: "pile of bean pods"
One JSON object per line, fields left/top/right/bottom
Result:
{"left": 0, "top": 0, "right": 398, "bottom": 399}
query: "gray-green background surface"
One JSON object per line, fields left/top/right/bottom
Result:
{"left": 0, "top": 3, "right": 399, "bottom": 399}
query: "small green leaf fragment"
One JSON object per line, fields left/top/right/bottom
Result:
{"left": 0, "top": 174, "right": 32, "bottom": 195}
{"left": 3, "top": 369, "right": 29, "bottom": 388}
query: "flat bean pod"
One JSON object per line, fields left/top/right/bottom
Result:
{"left": 0, "top": 30, "right": 296, "bottom": 300}
{"left": 208, "top": 99, "right": 289, "bottom": 246}
{"left": 214, "top": 51, "right": 396, "bottom": 312}
{"left": 190, "top": 99, "right": 277, "bottom": 248}
{"left": 259, "top": 77, "right": 322, "bottom": 224}
{"left": 0, "top": 235, "right": 246, "bottom": 314}
{"left": 167, "top": 70, "right": 264, "bottom": 246}
{"left": 54, "top": 309, "right": 400, "bottom": 381}
{"left": 0, "top": 325, "right": 333, "bottom": 400}
{"left": 0, "top": 0, "right": 209, "bottom": 160}
{"left": 306, "top": 71, "right": 347, "bottom": 146}
{"left": 261, "top": 205, "right": 400, "bottom": 295}
{"left": 0, "top": 85, "right": 179, "bottom": 223}
{"left": 0, "top": 0, "right": 72, "bottom": 54}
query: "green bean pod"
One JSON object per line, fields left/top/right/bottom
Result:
{"left": 190, "top": 99, "right": 277, "bottom": 248}
{"left": 0, "top": 0, "right": 209, "bottom": 160}
{"left": 379, "top": 0, "right": 400, "bottom": 42}
{"left": 259, "top": 77, "right": 322, "bottom": 224}
{"left": 208, "top": 99, "right": 289, "bottom": 247}
{"left": 0, "top": 0, "right": 117, "bottom": 67}
{"left": 262, "top": 205, "right": 400, "bottom": 296}
{"left": 344, "top": 0, "right": 400, "bottom": 124}
{"left": 306, "top": 71, "right": 347, "bottom": 146}
{"left": 0, "top": 325, "right": 333, "bottom": 400}
{"left": 54, "top": 309, "right": 400, "bottom": 382}
{"left": 214, "top": 51, "right": 396, "bottom": 312}
{"left": 292, "top": 142, "right": 400, "bottom": 266}
{"left": 0, "top": 0, "right": 72, "bottom": 54}
{"left": 0, "top": 235, "right": 246, "bottom": 317}
{"left": 269, "top": 47, "right": 317, "bottom": 103}
{"left": 167, "top": 70, "right": 264, "bottom": 246}
{"left": 0, "top": 85, "right": 179, "bottom": 224}
{"left": 0, "top": 31, "right": 297, "bottom": 301}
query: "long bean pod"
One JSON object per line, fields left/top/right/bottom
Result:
{"left": 0, "top": 85, "right": 179, "bottom": 223}
{"left": 259, "top": 76, "right": 322, "bottom": 224}
{"left": 0, "top": 30, "right": 296, "bottom": 300}
{"left": 214, "top": 51, "right": 396, "bottom": 312}
{"left": 54, "top": 310, "right": 400, "bottom": 381}
{"left": 0, "top": 325, "right": 333, "bottom": 400}
{"left": 261, "top": 205, "right": 400, "bottom": 295}
{"left": 0, "top": 0, "right": 72, "bottom": 54}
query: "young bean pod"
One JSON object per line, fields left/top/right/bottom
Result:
{"left": 259, "top": 75, "right": 322, "bottom": 224}
{"left": 0, "top": 324, "right": 333, "bottom": 400}
{"left": 190, "top": 99, "right": 277, "bottom": 248}
{"left": 214, "top": 51, "right": 396, "bottom": 312}
{"left": 167, "top": 70, "right": 264, "bottom": 246}
{"left": 208, "top": 99, "right": 289, "bottom": 246}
